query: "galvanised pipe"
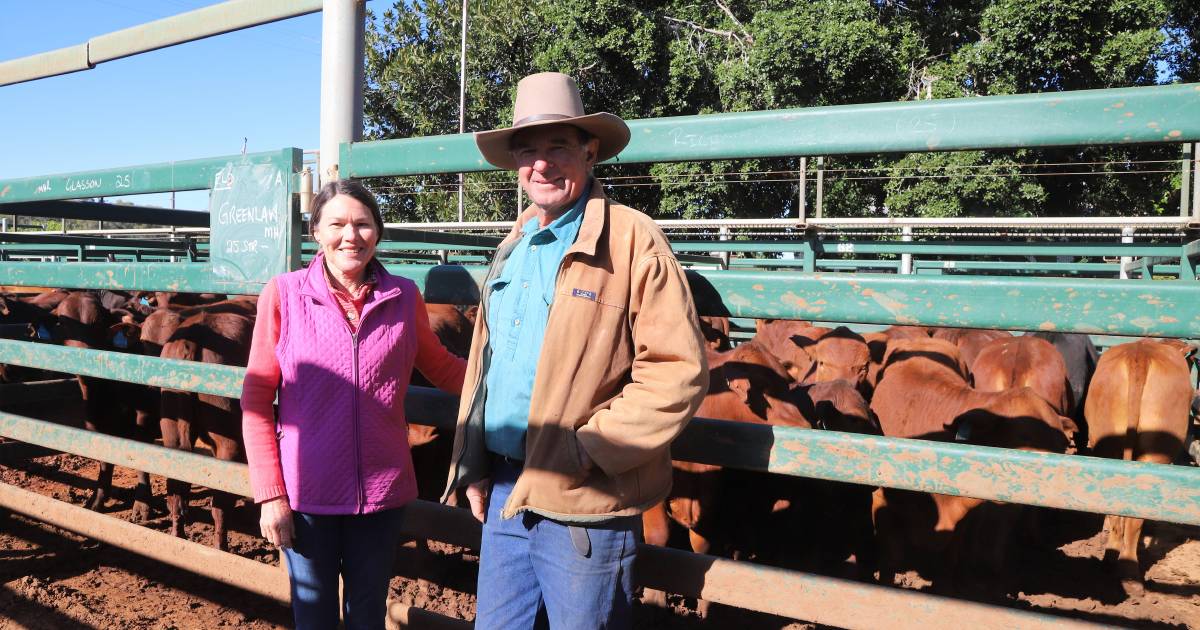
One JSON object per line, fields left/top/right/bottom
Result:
{"left": 319, "top": 0, "right": 366, "bottom": 181}
{"left": 0, "top": 481, "right": 289, "bottom": 602}
{"left": 0, "top": 262, "right": 264, "bottom": 295}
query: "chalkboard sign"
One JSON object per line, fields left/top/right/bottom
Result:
{"left": 208, "top": 162, "right": 293, "bottom": 283}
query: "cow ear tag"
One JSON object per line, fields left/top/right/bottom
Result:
{"left": 139, "top": 297, "right": 151, "bottom": 306}
{"left": 36, "top": 324, "right": 53, "bottom": 341}
{"left": 954, "top": 419, "right": 973, "bottom": 442}
{"left": 113, "top": 330, "right": 128, "bottom": 349}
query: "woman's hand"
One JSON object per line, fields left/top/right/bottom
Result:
{"left": 259, "top": 496, "right": 294, "bottom": 549}
{"left": 466, "top": 479, "right": 491, "bottom": 524}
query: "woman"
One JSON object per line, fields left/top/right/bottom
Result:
{"left": 242, "top": 180, "right": 466, "bottom": 629}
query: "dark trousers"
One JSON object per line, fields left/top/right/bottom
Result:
{"left": 283, "top": 507, "right": 406, "bottom": 630}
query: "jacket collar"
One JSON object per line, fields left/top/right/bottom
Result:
{"left": 299, "top": 251, "right": 404, "bottom": 307}
{"left": 502, "top": 176, "right": 606, "bottom": 259}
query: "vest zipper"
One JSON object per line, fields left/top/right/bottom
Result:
{"left": 351, "top": 328, "right": 364, "bottom": 513}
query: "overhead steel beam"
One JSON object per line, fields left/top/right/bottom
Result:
{"left": 0, "top": 0, "right": 323, "bottom": 87}
{"left": 341, "top": 83, "right": 1200, "bottom": 178}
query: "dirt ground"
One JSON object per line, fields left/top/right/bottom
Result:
{"left": 0, "top": 402, "right": 1197, "bottom": 629}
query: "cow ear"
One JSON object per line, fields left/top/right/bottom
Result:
{"left": 727, "top": 375, "right": 753, "bottom": 404}
{"left": 1056, "top": 415, "right": 1079, "bottom": 440}
{"left": 463, "top": 305, "right": 479, "bottom": 323}
{"left": 109, "top": 322, "right": 141, "bottom": 345}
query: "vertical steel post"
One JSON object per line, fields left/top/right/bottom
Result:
{"left": 718, "top": 226, "right": 731, "bottom": 270}
{"left": 456, "top": 0, "right": 469, "bottom": 222}
{"left": 798, "top": 157, "right": 807, "bottom": 222}
{"left": 300, "top": 167, "right": 314, "bottom": 218}
{"left": 1182, "top": 143, "right": 1192, "bottom": 218}
{"left": 816, "top": 156, "right": 825, "bottom": 219}
{"left": 1119, "top": 227, "right": 1134, "bottom": 280}
{"left": 319, "top": 0, "right": 366, "bottom": 182}
{"left": 1193, "top": 142, "right": 1199, "bottom": 223}
{"left": 900, "top": 226, "right": 913, "bottom": 274}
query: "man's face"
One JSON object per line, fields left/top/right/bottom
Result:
{"left": 511, "top": 124, "right": 599, "bottom": 217}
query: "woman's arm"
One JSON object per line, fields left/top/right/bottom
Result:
{"left": 241, "top": 278, "right": 288, "bottom": 503}
{"left": 412, "top": 292, "right": 468, "bottom": 395}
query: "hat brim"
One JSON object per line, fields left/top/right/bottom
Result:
{"left": 475, "top": 112, "right": 631, "bottom": 170}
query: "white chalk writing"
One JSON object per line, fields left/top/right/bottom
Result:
{"left": 34, "top": 180, "right": 51, "bottom": 194}
{"left": 224, "top": 239, "right": 262, "bottom": 255}
{"left": 65, "top": 177, "right": 102, "bottom": 193}
{"left": 216, "top": 202, "right": 280, "bottom": 226}
{"left": 114, "top": 174, "right": 132, "bottom": 189}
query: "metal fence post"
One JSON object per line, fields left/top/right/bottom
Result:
{"left": 319, "top": 0, "right": 366, "bottom": 182}
{"left": 798, "top": 156, "right": 807, "bottom": 222}
{"left": 1119, "top": 227, "right": 1135, "bottom": 279}
{"left": 900, "top": 226, "right": 913, "bottom": 274}
{"left": 1182, "top": 143, "right": 1192, "bottom": 218}
{"left": 815, "top": 156, "right": 824, "bottom": 219}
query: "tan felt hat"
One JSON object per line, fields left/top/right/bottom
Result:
{"left": 475, "top": 72, "right": 631, "bottom": 170}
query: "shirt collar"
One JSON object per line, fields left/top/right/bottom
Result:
{"left": 521, "top": 181, "right": 591, "bottom": 241}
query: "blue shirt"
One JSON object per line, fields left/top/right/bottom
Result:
{"left": 483, "top": 187, "right": 589, "bottom": 460}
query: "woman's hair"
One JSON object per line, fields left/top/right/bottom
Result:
{"left": 309, "top": 180, "right": 385, "bottom": 244}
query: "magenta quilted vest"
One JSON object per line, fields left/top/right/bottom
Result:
{"left": 274, "top": 254, "right": 418, "bottom": 514}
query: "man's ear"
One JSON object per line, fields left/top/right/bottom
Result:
{"left": 584, "top": 137, "right": 600, "bottom": 165}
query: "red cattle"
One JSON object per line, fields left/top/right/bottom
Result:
{"left": 753, "top": 322, "right": 870, "bottom": 390}
{"left": 45, "top": 292, "right": 156, "bottom": 518}
{"left": 930, "top": 327, "right": 1012, "bottom": 376}
{"left": 870, "top": 337, "right": 1074, "bottom": 589}
{"left": 407, "top": 303, "right": 475, "bottom": 504}
{"left": 698, "top": 316, "right": 733, "bottom": 352}
{"left": 971, "top": 335, "right": 1071, "bottom": 417}
{"left": 159, "top": 310, "right": 254, "bottom": 550}
{"left": 1084, "top": 338, "right": 1195, "bottom": 594}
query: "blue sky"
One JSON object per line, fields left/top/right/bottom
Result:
{"left": 0, "top": 1, "right": 384, "bottom": 209}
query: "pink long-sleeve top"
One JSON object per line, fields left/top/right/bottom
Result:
{"left": 241, "top": 257, "right": 467, "bottom": 508}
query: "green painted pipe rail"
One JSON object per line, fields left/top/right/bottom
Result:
{"left": 673, "top": 240, "right": 1181, "bottom": 257}
{"left": 388, "top": 264, "right": 1200, "bottom": 337}
{"left": 341, "top": 83, "right": 1200, "bottom": 178}
{"left": 0, "top": 339, "right": 244, "bottom": 398}
{"left": 1, "top": 262, "right": 1196, "bottom": 336}
{"left": 0, "top": 262, "right": 263, "bottom": 294}
{"left": 0, "top": 149, "right": 293, "bottom": 203}
{"left": 4, "top": 386, "right": 1198, "bottom": 527}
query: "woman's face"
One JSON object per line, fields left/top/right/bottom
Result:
{"left": 312, "top": 194, "right": 379, "bottom": 281}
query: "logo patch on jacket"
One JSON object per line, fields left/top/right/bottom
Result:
{"left": 572, "top": 288, "right": 597, "bottom": 301}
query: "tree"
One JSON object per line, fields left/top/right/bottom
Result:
{"left": 363, "top": 0, "right": 1188, "bottom": 223}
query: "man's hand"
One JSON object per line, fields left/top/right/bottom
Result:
{"left": 259, "top": 496, "right": 294, "bottom": 549}
{"left": 466, "top": 479, "right": 491, "bottom": 523}
{"left": 577, "top": 442, "right": 595, "bottom": 472}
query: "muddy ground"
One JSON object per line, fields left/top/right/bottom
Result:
{"left": 0, "top": 400, "right": 1196, "bottom": 629}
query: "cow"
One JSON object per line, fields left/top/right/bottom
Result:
{"left": 698, "top": 316, "right": 733, "bottom": 352}
{"left": 971, "top": 335, "right": 1072, "bottom": 417}
{"left": 159, "top": 310, "right": 254, "bottom": 551}
{"left": 930, "top": 327, "right": 1013, "bottom": 377}
{"left": 1084, "top": 338, "right": 1195, "bottom": 595}
{"left": 647, "top": 341, "right": 878, "bottom": 575}
{"left": 870, "top": 337, "right": 1075, "bottom": 590}
{"left": 1030, "top": 331, "right": 1099, "bottom": 445}
{"left": 754, "top": 323, "right": 870, "bottom": 390}
{"left": 407, "top": 303, "right": 475, "bottom": 504}
{"left": 44, "top": 291, "right": 156, "bottom": 519}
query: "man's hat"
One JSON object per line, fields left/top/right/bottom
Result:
{"left": 475, "top": 72, "right": 631, "bottom": 170}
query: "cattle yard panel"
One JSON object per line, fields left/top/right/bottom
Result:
{"left": 0, "top": 82, "right": 1198, "bottom": 627}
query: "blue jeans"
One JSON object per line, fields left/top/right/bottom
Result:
{"left": 475, "top": 457, "right": 638, "bottom": 629}
{"left": 283, "top": 507, "right": 406, "bottom": 630}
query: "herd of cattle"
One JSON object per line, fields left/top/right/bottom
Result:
{"left": 1, "top": 288, "right": 1198, "bottom": 599}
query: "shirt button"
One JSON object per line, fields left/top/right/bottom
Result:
{"left": 514, "top": 318, "right": 521, "bottom": 326}
{"left": 522, "top": 282, "right": 529, "bottom": 288}
{"left": 530, "top": 245, "right": 537, "bottom": 252}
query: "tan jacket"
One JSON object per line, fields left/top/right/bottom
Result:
{"left": 442, "top": 180, "right": 708, "bottom": 522}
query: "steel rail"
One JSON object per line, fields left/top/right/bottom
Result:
{"left": 4, "top": 390, "right": 1199, "bottom": 526}
{"left": 0, "top": 413, "right": 1113, "bottom": 629}
{"left": 0, "top": 0, "right": 324, "bottom": 87}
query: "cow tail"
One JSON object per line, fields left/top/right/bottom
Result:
{"left": 1123, "top": 355, "right": 1149, "bottom": 462}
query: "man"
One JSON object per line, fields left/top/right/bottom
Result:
{"left": 442, "top": 72, "right": 708, "bottom": 628}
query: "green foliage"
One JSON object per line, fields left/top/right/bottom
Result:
{"left": 363, "top": 0, "right": 1189, "bottom": 223}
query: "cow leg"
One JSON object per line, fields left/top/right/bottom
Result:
{"left": 1117, "top": 516, "right": 1146, "bottom": 596}
{"left": 80, "top": 377, "right": 112, "bottom": 511}
{"left": 642, "top": 501, "right": 670, "bottom": 547}
{"left": 209, "top": 431, "right": 241, "bottom": 552}
{"left": 129, "top": 406, "right": 157, "bottom": 522}
{"left": 871, "top": 489, "right": 899, "bottom": 586}
{"left": 160, "top": 391, "right": 194, "bottom": 540}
